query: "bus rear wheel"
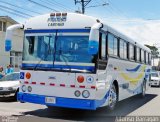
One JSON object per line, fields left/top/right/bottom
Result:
{"left": 140, "top": 80, "right": 146, "bottom": 98}
{"left": 107, "top": 84, "right": 118, "bottom": 111}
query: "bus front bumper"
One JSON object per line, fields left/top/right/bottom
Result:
{"left": 17, "top": 92, "right": 109, "bottom": 110}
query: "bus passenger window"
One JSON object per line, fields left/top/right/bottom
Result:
{"left": 124, "top": 41, "right": 127, "bottom": 59}
{"left": 129, "top": 44, "right": 134, "bottom": 60}
{"left": 120, "top": 39, "right": 124, "bottom": 58}
{"left": 146, "top": 52, "right": 148, "bottom": 64}
{"left": 101, "top": 33, "right": 106, "bottom": 59}
{"left": 136, "top": 47, "right": 140, "bottom": 62}
{"left": 148, "top": 53, "right": 151, "bottom": 65}
{"left": 114, "top": 37, "right": 118, "bottom": 56}
{"left": 141, "top": 50, "right": 145, "bottom": 63}
{"left": 108, "top": 33, "right": 114, "bottom": 55}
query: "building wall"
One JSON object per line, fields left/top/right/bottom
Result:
{"left": 0, "top": 18, "right": 23, "bottom": 71}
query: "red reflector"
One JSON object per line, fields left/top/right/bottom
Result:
{"left": 60, "top": 84, "right": 65, "bottom": 87}
{"left": 24, "top": 81, "right": 29, "bottom": 84}
{"left": 79, "top": 85, "right": 85, "bottom": 88}
{"left": 70, "top": 85, "right": 75, "bottom": 88}
{"left": 50, "top": 83, "right": 55, "bottom": 86}
{"left": 40, "top": 82, "right": 45, "bottom": 85}
{"left": 91, "top": 86, "right": 96, "bottom": 89}
{"left": 77, "top": 75, "right": 84, "bottom": 83}
{"left": 32, "top": 82, "right": 36, "bottom": 84}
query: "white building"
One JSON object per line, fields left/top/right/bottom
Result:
{"left": 0, "top": 16, "right": 23, "bottom": 71}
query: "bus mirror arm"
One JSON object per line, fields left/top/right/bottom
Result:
{"left": 5, "top": 24, "right": 24, "bottom": 52}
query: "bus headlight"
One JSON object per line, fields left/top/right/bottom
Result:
{"left": 82, "top": 90, "right": 90, "bottom": 98}
{"left": 28, "top": 86, "right": 32, "bottom": 92}
{"left": 74, "top": 90, "right": 81, "bottom": 97}
{"left": 22, "top": 85, "right": 26, "bottom": 92}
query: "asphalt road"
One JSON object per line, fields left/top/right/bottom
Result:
{"left": 0, "top": 87, "right": 160, "bottom": 122}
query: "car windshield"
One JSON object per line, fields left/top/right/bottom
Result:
{"left": 22, "top": 33, "right": 96, "bottom": 72}
{"left": 151, "top": 73, "right": 159, "bottom": 77}
{"left": 0, "top": 73, "right": 20, "bottom": 81}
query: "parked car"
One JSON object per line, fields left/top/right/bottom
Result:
{"left": 0, "top": 72, "right": 20, "bottom": 99}
{"left": 149, "top": 72, "right": 160, "bottom": 87}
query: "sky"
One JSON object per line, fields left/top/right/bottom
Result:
{"left": 1, "top": 0, "right": 160, "bottom": 47}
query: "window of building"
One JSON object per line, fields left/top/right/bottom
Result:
{"left": 0, "top": 21, "right": 2, "bottom": 31}
{"left": 3, "top": 22, "right": 6, "bottom": 32}
{"left": 10, "top": 51, "right": 22, "bottom": 68}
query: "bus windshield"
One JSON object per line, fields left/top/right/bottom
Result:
{"left": 22, "top": 33, "right": 96, "bottom": 72}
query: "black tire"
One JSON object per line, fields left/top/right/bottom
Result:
{"left": 107, "top": 84, "right": 118, "bottom": 111}
{"left": 140, "top": 80, "right": 146, "bottom": 98}
{"left": 14, "top": 88, "right": 19, "bottom": 101}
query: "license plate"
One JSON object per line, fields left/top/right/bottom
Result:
{"left": 45, "top": 97, "right": 56, "bottom": 104}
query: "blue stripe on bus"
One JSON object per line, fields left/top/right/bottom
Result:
{"left": 24, "top": 29, "right": 90, "bottom": 33}
{"left": 126, "top": 64, "right": 141, "bottom": 72}
{"left": 22, "top": 63, "right": 95, "bottom": 72}
{"left": 17, "top": 90, "right": 110, "bottom": 110}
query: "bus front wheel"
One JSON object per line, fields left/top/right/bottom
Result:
{"left": 107, "top": 84, "right": 118, "bottom": 111}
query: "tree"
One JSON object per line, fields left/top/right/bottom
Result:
{"left": 145, "top": 44, "right": 159, "bottom": 58}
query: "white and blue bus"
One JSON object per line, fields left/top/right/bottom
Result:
{"left": 5, "top": 13, "right": 151, "bottom": 110}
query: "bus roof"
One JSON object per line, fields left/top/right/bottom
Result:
{"left": 24, "top": 12, "right": 151, "bottom": 53}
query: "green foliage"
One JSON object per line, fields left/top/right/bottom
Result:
{"left": 145, "top": 44, "right": 159, "bottom": 58}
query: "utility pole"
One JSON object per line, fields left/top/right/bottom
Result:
{"left": 74, "top": 0, "right": 91, "bottom": 14}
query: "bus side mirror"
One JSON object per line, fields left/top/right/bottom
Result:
{"left": 5, "top": 39, "right": 12, "bottom": 51}
{"left": 88, "top": 40, "right": 98, "bottom": 55}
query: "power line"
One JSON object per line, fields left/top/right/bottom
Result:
{"left": 0, "top": 4, "right": 33, "bottom": 17}
{"left": 0, "top": 7, "right": 28, "bottom": 19}
{"left": 27, "top": 0, "right": 58, "bottom": 12}
{"left": 0, "top": 0, "right": 41, "bottom": 15}
{"left": 47, "top": 0, "right": 75, "bottom": 12}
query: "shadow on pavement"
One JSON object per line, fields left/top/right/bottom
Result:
{"left": 0, "top": 96, "right": 16, "bottom": 102}
{"left": 22, "top": 94, "right": 157, "bottom": 122}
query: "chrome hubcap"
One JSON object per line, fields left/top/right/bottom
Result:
{"left": 108, "top": 86, "right": 117, "bottom": 109}
{"left": 142, "top": 83, "right": 146, "bottom": 96}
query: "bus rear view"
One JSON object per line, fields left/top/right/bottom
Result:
{"left": 5, "top": 12, "right": 151, "bottom": 111}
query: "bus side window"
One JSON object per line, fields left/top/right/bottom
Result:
{"left": 129, "top": 44, "right": 135, "bottom": 60}
{"left": 141, "top": 49, "right": 145, "bottom": 63}
{"left": 114, "top": 37, "right": 118, "bottom": 56}
{"left": 124, "top": 41, "right": 127, "bottom": 59}
{"left": 120, "top": 39, "right": 124, "bottom": 58}
{"left": 148, "top": 53, "right": 151, "bottom": 65}
{"left": 136, "top": 47, "right": 140, "bottom": 62}
{"left": 146, "top": 52, "right": 148, "bottom": 64}
{"left": 108, "top": 33, "right": 114, "bottom": 55}
{"left": 100, "top": 33, "right": 107, "bottom": 60}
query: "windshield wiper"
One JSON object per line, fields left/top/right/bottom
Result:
{"left": 52, "top": 31, "right": 72, "bottom": 71}
{"left": 33, "top": 36, "right": 52, "bottom": 71}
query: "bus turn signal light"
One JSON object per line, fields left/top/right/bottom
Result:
{"left": 77, "top": 75, "right": 84, "bottom": 83}
{"left": 26, "top": 72, "right": 31, "bottom": 79}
